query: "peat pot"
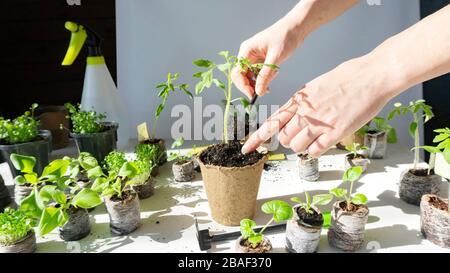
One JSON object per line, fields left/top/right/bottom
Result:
{"left": 297, "top": 154, "right": 319, "bottom": 182}
{"left": 105, "top": 193, "right": 140, "bottom": 235}
{"left": 235, "top": 236, "right": 272, "bottom": 253}
{"left": 131, "top": 178, "right": 154, "bottom": 200}
{"left": 399, "top": 168, "right": 441, "bottom": 206}
{"left": 0, "top": 231, "right": 36, "bottom": 253}
{"left": 285, "top": 205, "right": 323, "bottom": 253}
{"left": 0, "top": 175, "right": 11, "bottom": 212}
{"left": 364, "top": 130, "right": 387, "bottom": 159}
{"left": 345, "top": 153, "right": 370, "bottom": 173}
{"left": 59, "top": 206, "right": 91, "bottom": 241}
{"left": 420, "top": 194, "right": 450, "bottom": 248}
{"left": 172, "top": 160, "right": 195, "bottom": 182}
{"left": 14, "top": 184, "right": 34, "bottom": 206}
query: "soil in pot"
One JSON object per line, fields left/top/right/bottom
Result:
{"left": 0, "top": 130, "right": 51, "bottom": 177}
{"left": 105, "top": 192, "right": 141, "bottom": 235}
{"left": 59, "top": 206, "right": 91, "bottom": 241}
{"left": 286, "top": 205, "right": 323, "bottom": 253}
{"left": 141, "top": 138, "right": 167, "bottom": 165}
{"left": 0, "top": 175, "right": 11, "bottom": 212}
{"left": 198, "top": 141, "right": 267, "bottom": 226}
{"left": 235, "top": 236, "right": 272, "bottom": 253}
{"left": 364, "top": 130, "right": 387, "bottom": 159}
{"left": 297, "top": 154, "right": 319, "bottom": 182}
{"left": 421, "top": 195, "right": 450, "bottom": 248}
{"left": 36, "top": 105, "right": 69, "bottom": 149}
{"left": 345, "top": 153, "right": 370, "bottom": 173}
{"left": 71, "top": 122, "right": 118, "bottom": 163}
{"left": 14, "top": 184, "right": 34, "bottom": 206}
{"left": 399, "top": 168, "right": 441, "bottom": 206}
{"left": 172, "top": 160, "right": 195, "bottom": 182}
{"left": 328, "top": 201, "right": 369, "bottom": 252}
{"left": 0, "top": 230, "right": 36, "bottom": 253}
{"left": 131, "top": 178, "right": 154, "bottom": 200}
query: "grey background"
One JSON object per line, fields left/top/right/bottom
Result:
{"left": 116, "top": 0, "right": 423, "bottom": 149}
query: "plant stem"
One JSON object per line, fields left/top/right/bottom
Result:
{"left": 223, "top": 68, "right": 232, "bottom": 144}
{"left": 347, "top": 180, "right": 354, "bottom": 208}
{"left": 259, "top": 217, "right": 274, "bottom": 235}
{"left": 413, "top": 112, "right": 420, "bottom": 170}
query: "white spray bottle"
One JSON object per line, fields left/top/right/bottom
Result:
{"left": 62, "top": 21, "right": 130, "bottom": 148}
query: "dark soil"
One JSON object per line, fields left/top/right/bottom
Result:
{"left": 339, "top": 201, "right": 363, "bottom": 213}
{"left": 199, "top": 141, "right": 263, "bottom": 167}
{"left": 142, "top": 138, "right": 162, "bottom": 145}
{"left": 0, "top": 135, "right": 43, "bottom": 145}
{"left": 110, "top": 191, "right": 134, "bottom": 203}
{"left": 429, "top": 196, "right": 448, "bottom": 211}
{"left": 297, "top": 207, "right": 323, "bottom": 227}
{"left": 410, "top": 168, "right": 434, "bottom": 176}
{"left": 298, "top": 153, "right": 311, "bottom": 160}
{"left": 347, "top": 153, "right": 366, "bottom": 160}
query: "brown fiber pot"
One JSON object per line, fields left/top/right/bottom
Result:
{"left": 420, "top": 194, "right": 450, "bottom": 248}
{"left": 198, "top": 150, "right": 267, "bottom": 226}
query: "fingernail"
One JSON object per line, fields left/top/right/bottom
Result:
{"left": 241, "top": 145, "right": 249, "bottom": 154}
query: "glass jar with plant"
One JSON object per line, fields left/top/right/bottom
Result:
{"left": 358, "top": 116, "right": 397, "bottom": 159}
{"left": 0, "top": 103, "right": 51, "bottom": 177}
{"left": 193, "top": 51, "right": 278, "bottom": 226}
{"left": 168, "top": 137, "right": 195, "bottom": 182}
{"left": 0, "top": 208, "right": 36, "bottom": 253}
{"left": 91, "top": 161, "right": 142, "bottom": 235}
{"left": 328, "top": 166, "right": 369, "bottom": 251}
{"left": 297, "top": 153, "right": 319, "bottom": 182}
{"left": 63, "top": 102, "right": 118, "bottom": 162}
{"left": 388, "top": 100, "right": 440, "bottom": 205}
{"left": 344, "top": 142, "right": 370, "bottom": 173}
{"left": 286, "top": 192, "right": 333, "bottom": 253}
{"left": 237, "top": 200, "right": 292, "bottom": 253}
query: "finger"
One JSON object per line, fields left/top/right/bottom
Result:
{"left": 307, "top": 133, "right": 339, "bottom": 157}
{"left": 289, "top": 126, "right": 320, "bottom": 154}
{"left": 242, "top": 99, "right": 297, "bottom": 154}
{"left": 278, "top": 114, "right": 306, "bottom": 148}
{"left": 255, "top": 51, "right": 279, "bottom": 96}
{"left": 231, "top": 66, "right": 255, "bottom": 99}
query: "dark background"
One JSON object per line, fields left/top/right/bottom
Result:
{"left": 0, "top": 0, "right": 116, "bottom": 118}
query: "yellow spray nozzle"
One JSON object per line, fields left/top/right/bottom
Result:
{"left": 62, "top": 21, "right": 87, "bottom": 66}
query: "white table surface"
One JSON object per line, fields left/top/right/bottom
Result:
{"left": 1, "top": 141, "right": 449, "bottom": 253}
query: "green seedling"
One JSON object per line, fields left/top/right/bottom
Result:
{"left": 135, "top": 141, "right": 165, "bottom": 167}
{"left": 388, "top": 100, "right": 434, "bottom": 170}
{"left": 240, "top": 200, "right": 292, "bottom": 248}
{"left": 414, "top": 128, "right": 450, "bottom": 165}
{"left": 193, "top": 52, "right": 278, "bottom": 143}
{"left": 330, "top": 166, "right": 368, "bottom": 211}
{"left": 104, "top": 150, "right": 154, "bottom": 185}
{"left": 64, "top": 152, "right": 100, "bottom": 181}
{"left": 345, "top": 143, "right": 369, "bottom": 158}
{"left": 0, "top": 103, "right": 39, "bottom": 144}
{"left": 291, "top": 192, "right": 333, "bottom": 215}
{"left": 63, "top": 103, "right": 106, "bottom": 134}
{"left": 357, "top": 116, "right": 397, "bottom": 143}
{"left": 168, "top": 137, "right": 193, "bottom": 163}
{"left": 103, "top": 151, "right": 127, "bottom": 176}
{"left": 0, "top": 208, "right": 35, "bottom": 246}
{"left": 152, "top": 72, "right": 192, "bottom": 138}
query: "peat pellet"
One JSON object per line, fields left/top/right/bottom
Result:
{"left": 235, "top": 236, "right": 272, "bottom": 253}
{"left": 59, "top": 207, "right": 91, "bottom": 241}
{"left": 399, "top": 169, "right": 441, "bottom": 206}
{"left": 105, "top": 193, "right": 141, "bottom": 236}
{"left": 364, "top": 131, "right": 387, "bottom": 159}
{"left": 297, "top": 154, "right": 319, "bottom": 182}
{"left": 421, "top": 194, "right": 450, "bottom": 248}
{"left": 0, "top": 231, "right": 36, "bottom": 253}
{"left": 285, "top": 205, "right": 322, "bottom": 253}
{"left": 132, "top": 178, "right": 154, "bottom": 200}
{"left": 172, "top": 160, "right": 195, "bottom": 182}
{"left": 344, "top": 154, "right": 370, "bottom": 173}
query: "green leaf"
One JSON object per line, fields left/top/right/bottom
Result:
{"left": 91, "top": 177, "right": 109, "bottom": 192}
{"left": 433, "top": 133, "right": 449, "bottom": 143}
{"left": 192, "top": 72, "right": 203, "bottom": 78}
{"left": 343, "top": 166, "right": 363, "bottom": 182}
{"left": 171, "top": 137, "right": 184, "bottom": 149}
{"left": 193, "top": 59, "right": 213, "bottom": 68}
{"left": 118, "top": 162, "right": 139, "bottom": 178}
{"left": 413, "top": 146, "right": 441, "bottom": 154}
{"left": 248, "top": 233, "right": 263, "bottom": 247}
{"left": 195, "top": 81, "right": 205, "bottom": 95}
{"left": 217, "top": 63, "right": 231, "bottom": 73}
{"left": 409, "top": 122, "right": 418, "bottom": 138}
{"left": 312, "top": 194, "right": 333, "bottom": 206}
{"left": 24, "top": 173, "right": 38, "bottom": 184}
{"left": 261, "top": 200, "right": 292, "bottom": 222}
{"left": 86, "top": 166, "right": 104, "bottom": 179}
{"left": 352, "top": 193, "right": 368, "bottom": 205}
{"left": 290, "top": 196, "right": 302, "bottom": 204}
{"left": 322, "top": 211, "right": 331, "bottom": 229}
{"left": 330, "top": 188, "right": 348, "bottom": 198}
{"left": 240, "top": 219, "right": 256, "bottom": 238}
{"left": 39, "top": 207, "right": 65, "bottom": 236}
{"left": 79, "top": 152, "right": 98, "bottom": 170}
{"left": 155, "top": 103, "right": 164, "bottom": 118}
{"left": 212, "top": 78, "right": 225, "bottom": 90}
{"left": 41, "top": 159, "right": 69, "bottom": 180}
{"left": 20, "top": 187, "right": 44, "bottom": 218}
{"left": 218, "top": 51, "right": 229, "bottom": 59}
{"left": 387, "top": 127, "right": 397, "bottom": 143}
{"left": 72, "top": 188, "right": 102, "bottom": 209}
{"left": 443, "top": 147, "right": 450, "bottom": 164}
{"left": 10, "top": 153, "right": 36, "bottom": 173}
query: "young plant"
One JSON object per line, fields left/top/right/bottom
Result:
{"left": 104, "top": 150, "right": 153, "bottom": 185}
{"left": 291, "top": 192, "right": 333, "bottom": 215}
{"left": 357, "top": 116, "right": 397, "bottom": 143}
{"left": 388, "top": 100, "right": 434, "bottom": 169}
{"left": 152, "top": 72, "right": 192, "bottom": 138}
{"left": 0, "top": 208, "right": 35, "bottom": 246}
{"left": 103, "top": 151, "right": 127, "bottom": 176}
{"left": 345, "top": 143, "right": 369, "bottom": 158}
{"left": 0, "top": 103, "right": 39, "bottom": 144}
{"left": 330, "top": 166, "right": 367, "bottom": 211}
{"left": 64, "top": 152, "right": 100, "bottom": 181}
{"left": 135, "top": 142, "right": 165, "bottom": 167}
{"left": 63, "top": 103, "right": 106, "bottom": 134}
{"left": 168, "top": 137, "right": 193, "bottom": 163}
{"left": 240, "top": 200, "right": 292, "bottom": 248}
{"left": 415, "top": 128, "right": 450, "bottom": 165}
{"left": 193, "top": 52, "right": 278, "bottom": 143}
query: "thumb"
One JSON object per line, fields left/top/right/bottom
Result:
{"left": 255, "top": 51, "right": 279, "bottom": 96}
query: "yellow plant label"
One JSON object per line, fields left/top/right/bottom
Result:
{"left": 137, "top": 122, "right": 150, "bottom": 142}
{"left": 268, "top": 153, "right": 286, "bottom": 161}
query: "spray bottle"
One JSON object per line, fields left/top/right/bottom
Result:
{"left": 62, "top": 21, "right": 130, "bottom": 148}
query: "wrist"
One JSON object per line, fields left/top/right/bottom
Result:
{"left": 277, "top": 0, "right": 316, "bottom": 46}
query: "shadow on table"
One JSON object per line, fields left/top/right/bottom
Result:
{"left": 361, "top": 224, "right": 424, "bottom": 252}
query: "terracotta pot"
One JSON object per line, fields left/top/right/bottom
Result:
{"left": 344, "top": 153, "right": 370, "bottom": 173}
{"left": 364, "top": 131, "right": 387, "bottom": 159}
{"left": 172, "top": 160, "right": 195, "bottom": 182}
{"left": 399, "top": 168, "right": 441, "bottom": 206}
{"left": 337, "top": 133, "right": 365, "bottom": 150}
{"left": 132, "top": 178, "right": 154, "bottom": 200}
{"left": 14, "top": 184, "right": 33, "bottom": 206}
{"left": 105, "top": 193, "right": 140, "bottom": 235}
{"left": 420, "top": 194, "right": 450, "bottom": 248}
{"left": 0, "top": 231, "right": 36, "bottom": 253}
{"left": 235, "top": 236, "right": 272, "bottom": 253}
{"left": 198, "top": 146, "right": 267, "bottom": 226}
{"left": 328, "top": 201, "right": 369, "bottom": 252}
{"left": 285, "top": 205, "right": 322, "bottom": 253}
{"left": 36, "top": 105, "right": 69, "bottom": 149}
{"left": 59, "top": 206, "right": 90, "bottom": 241}
{"left": 297, "top": 154, "right": 319, "bottom": 182}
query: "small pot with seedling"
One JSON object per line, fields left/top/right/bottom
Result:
{"left": 0, "top": 103, "right": 51, "bottom": 177}
{"left": 0, "top": 208, "right": 36, "bottom": 253}
{"left": 194, "top": 51, "right": 278, "bottom": 226}
{"left": 359, "top": 116, "right": 397, "bottom": 159}
{"left": 297, "top": 153, "right": 319, "bottom": 181}
{"left": 65, "top": 152, "right": 100, "bottom": 189}
{"left": 344, "top": 143, "right": 370, "bottom": 173}
{"left": 388, "top": 100, "right": 440, "bottom": 205}
{"left": 169, "top": 137, "right": 195, "bottom": 182}
{"left": 417, "top": 128, "right": 450, "bottom": 248}
{"left": 11, "top": 154, "right": 102, "bottom": 241}
{"left": 91, "top": 162, "right": 142, "bottom": 235}
{"left": 63, "top": 103, "right": 118, "bottom": 163}
{"left": 238, "top": 200, "right": 292, "bottom": 253}
{"left": 0, "top": 175, "right": 11, "bottom": 212}
{"left": 286, "top": 192, "right": 333, "bottom": 253}
{"left": 328, "top": 166, "right": 369, "bottom": 251}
